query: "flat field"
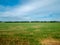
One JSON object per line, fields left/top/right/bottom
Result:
{"left": 0, "top": 23, "right": 60, "bottom": 45}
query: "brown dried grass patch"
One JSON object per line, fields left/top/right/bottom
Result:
{"left": 32, "top": 25, "right": 40, "bottom": 28}
{"left": 0, "top": 37, "right": 30, "bottom": 45}
{"left": 40, "top": 38, "right": 60, "bottom": 45}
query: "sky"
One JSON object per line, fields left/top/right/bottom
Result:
{"left": 0, "top": 0, "right": 60, "bottom": 21}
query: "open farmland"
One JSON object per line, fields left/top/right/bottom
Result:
{"left": 0, "top": 23, "right": 60, "bottom": 45}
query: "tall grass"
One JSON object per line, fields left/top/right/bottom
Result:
{"left": 0, "top": 23, "right": 60, "bottom": 45}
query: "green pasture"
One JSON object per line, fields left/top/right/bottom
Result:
{"left": 0, "top": 23, "right": 60, "bottom": 45}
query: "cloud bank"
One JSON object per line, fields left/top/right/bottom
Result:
{"left": 0, "top": 0, "right": 60, "bottom": 21}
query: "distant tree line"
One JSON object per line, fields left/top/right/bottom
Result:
{"left": 0, "top": 21, "right": 60, "bottom": 23}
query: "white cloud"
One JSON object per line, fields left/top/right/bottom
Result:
{"left": 0, "top": 0, "right": 56, "bottom": 16}
{"left": 0, "top": 0, "right": 60, "bottom": 21}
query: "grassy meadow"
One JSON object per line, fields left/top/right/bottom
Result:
{"left": 0, "top": 23, "right": 60, "bottom": 45}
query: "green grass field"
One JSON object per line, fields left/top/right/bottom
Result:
{"left": 0, "top": 23, "right": 60, "bottom": 45}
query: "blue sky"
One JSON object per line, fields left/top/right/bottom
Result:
{"left": 0, "top": 0, "right": 60, "bottom": 21}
